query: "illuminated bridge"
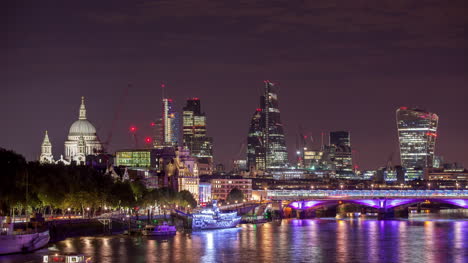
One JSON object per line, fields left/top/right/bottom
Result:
{"left": 266, "top": 190, "right": 468, "bottom": 218}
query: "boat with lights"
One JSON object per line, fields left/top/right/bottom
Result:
{"left": 142, "top": 222, "right": 177, "bottom": 236}
{"left": 191, "top": 200, "right": 241, "bottom": 230}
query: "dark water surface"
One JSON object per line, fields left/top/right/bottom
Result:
{"left": 2, "top": 217, "right": 467, "bottom": 263}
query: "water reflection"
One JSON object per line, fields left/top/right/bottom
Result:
{"left": 1, "top": 217, "right": 467, "bottom": 263}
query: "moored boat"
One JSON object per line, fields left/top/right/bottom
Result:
{"left": 0, "top": 216, "right": 50, "bottom": 254}
{"left": 141, "top": 222, "right": 177, "bottom": 236}
{"left": 191, "top": 200, "right": 242, "bottom": 230}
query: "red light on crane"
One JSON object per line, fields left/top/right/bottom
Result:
{"left": 150, "top": 122, "right": 155, "bottom": 127}
{"left": 145, "top": 137, "right": 152, "bottom": 143}
{"left": 130, "top": 126, "right": 137, "bottom": 132}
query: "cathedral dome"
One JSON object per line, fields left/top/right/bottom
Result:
{"left": 67, "top": 96, "right": 99, "bottom": 138}
{"left": 69, "top": 119, "right": 97, "bottom": 135}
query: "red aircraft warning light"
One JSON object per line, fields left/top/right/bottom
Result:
{"left": 150, "top": 122, "right": 156, "bottom": 127}
{"left": 145, "top": 137, "right": 152, "bottom": 143}
{"left": 130, "top": 126, "right": 137, "bottom": 132}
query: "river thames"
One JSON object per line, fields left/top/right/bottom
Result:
{"left": 2, "top": 215, "right": 468, "bottom": 263}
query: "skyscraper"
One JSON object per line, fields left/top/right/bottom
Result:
{"left": 330, "top": 131, "right": 351, "bottom": 148}
{"left": 247, "top": 109, "right": 265, "bottom": 171}
{"left": 182, "top": 98, "right": 213, "bottom": 159}
{"left": 329, "top": 131, "right": 353, "bottom": 173}
{"left": 162, "top": 98, "right": 178, "bottom": 147}
{"left": 246, "top": 81, "right": 288, "bottom": 171}
{"left": 152, "top": 118, "right": 164, "bottom": 148}
{"left": 396, "top": 107, "right": 438, "bottom": 171}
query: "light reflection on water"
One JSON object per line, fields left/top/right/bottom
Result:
{"left": 1, "top": 218, "right": 467, "bottom": 263}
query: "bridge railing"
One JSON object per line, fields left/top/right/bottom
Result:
{"left": 267, "top": 190, "right": 468, "bottom": 199}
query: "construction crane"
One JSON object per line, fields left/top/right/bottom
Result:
{"left": 101, "top": 83, "right": 131, "bottom": 153}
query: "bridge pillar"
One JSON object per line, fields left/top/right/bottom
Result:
{"left": 377, "top": 208, "right": 395, "bottom": 220}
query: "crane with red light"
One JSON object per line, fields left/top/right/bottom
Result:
{"left": 102, "top": 83, "right": 131, "bottom": 153}
{"left": 129, "top": 125, "right": 138, "bottom": 148}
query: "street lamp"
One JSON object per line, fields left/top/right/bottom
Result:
{"left": 456, "top": 183, "right": 460, "bottom": 190}
{"left": 371, "top": 184, "right": 374, "bottom": 191}
{"left": 311, "top": 185, "right": 315, "bottom": 190}
{"left": 427, "top": 183, "right": 431, "bottom": 190}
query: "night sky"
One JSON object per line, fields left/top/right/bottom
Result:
{"left": 3, "top": 1, "right": 467, "bottom": 170}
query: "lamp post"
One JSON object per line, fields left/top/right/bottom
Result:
{"left": 371, "top": 184, "right": 374, "bottom": 191}
{"left": 456, "top": 182, "right": 460, "bottom": 190}
{"left": 427, "top": 183, "right": 431, "bottom": 190}
{"left": 86, "top": 207, "right": 90, "bottom": 219}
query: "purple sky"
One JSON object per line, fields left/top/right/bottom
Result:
{"left": 3, "top": 0, "right": 467, "bottom": 169}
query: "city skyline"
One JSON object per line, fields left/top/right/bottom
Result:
{"left": 3, "top": 1, "right": 467, "bottom": 170}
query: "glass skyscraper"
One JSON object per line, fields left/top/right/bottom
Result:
{"left": 247, "top": 109, "right": 265, "bottom": 171}
{"left": 396, "top": 107, "right": 438, "bottom": 171}
{"left": 182, "top": 98, "right": 213, "bottom": 159}
{"left": 247, "top": 81, "right": 288, "bottom": 170}
{"left": 162, "top": 98, "right": 178, "bottom": 147}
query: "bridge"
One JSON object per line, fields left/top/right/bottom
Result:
{"left": 266, "top": 190, "right": 468, "bottom": 219}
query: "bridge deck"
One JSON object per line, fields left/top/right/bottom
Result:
{"left": 267, "top": 190, "right": 468, "bottom": 200}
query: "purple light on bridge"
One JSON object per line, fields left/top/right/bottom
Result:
{"left": 290, "top": 202, "right": 301, "bottom": 209}
{"left": 289, "top": 201, "right": 325, "bottom": 209}
{"left": 386, "top": 199, "right": 420, "bottom": 209}
{"left": 349, "top": 200, "right": 380, "bottom": 209}
{"left": 304, "top": 201, "right": 323, "bottom": 208}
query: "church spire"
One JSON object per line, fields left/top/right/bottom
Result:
{"left": 79, "top": 96, "right": 86, "bottom": 120}
{"left": 40, "top": 130, "right": 53, "bottom": 163}
{"left": 43, "top": 130, "right": 50, "bottom": 145}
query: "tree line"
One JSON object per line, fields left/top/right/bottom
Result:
{"left": 0, "top": 148, "right": 196, "bottom": 217}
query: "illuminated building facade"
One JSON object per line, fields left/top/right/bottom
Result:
{"left": 247, "top": 81, "right": 288, "bottom": 171}
{"left": 182, "top": 98, "right": 214, "bottom": 171}
{"left": 396, "top": 107, "right": 438, "bottom": 172}
{"left": 263, "top": 81, "right": 288, "bottom": 169}
{"left": 152, "top": 118, "right": 164, "bottom": 148}
{"left": 247, "top": 109, "right": 265, "bottom": 171}
{"left": 328, "top": 131, "right": 353, "bottom": 174}
{"left": 198, "top": 182, "right": 212, "bottom": 204}
{"left": 303, "top": 150, "right": 324, "bottom": 170}
{"left": 163, "top": 98, "right": 179, "bottom": 147}
{"left": 115, "top": 149, "right": 153, "bottom": 167}
{"left": 210, "top": 177, "right": 252, "bottom": 201}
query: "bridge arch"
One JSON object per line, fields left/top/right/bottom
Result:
{"left": 287, "top": 198, "right": 468, "bottom": 210}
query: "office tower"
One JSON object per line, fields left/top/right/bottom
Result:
{"left": 247, "top": 109, "right": 265, "bottom": 171}
{"left": 330, "top": 131, "right": 351, "bottom": 148}
{"left": 182, "top": 98, "right": 213, "bottom": 159}
{"left": 152, "top": 118, "right": 164, "bottom": 148}
{"left": 329, "top": 131, "right": 353, "bottom": 173}
{"left": 396, "top": 107, "right": 438, "bottom": 171}
{"left": 162, "top": 98, "right": 178, "bottom": 147}
{"left": 263, "top": 81, "right": 288, "bottom": 168}
{"left": 247, "top": 81, "right": 288, "bottom": 171}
